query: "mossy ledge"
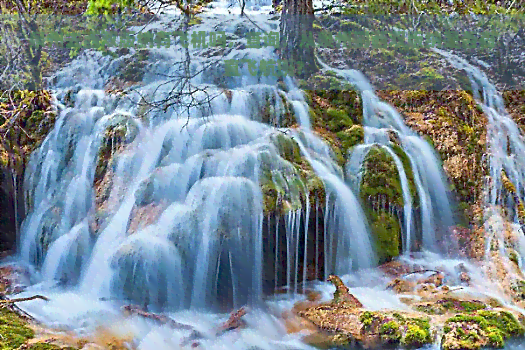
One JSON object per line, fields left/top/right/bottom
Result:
{"left": 0, "top": 306, "right": 78, "bottom": 350}
{"left": 260, "top": 132, "right": 326, "bottom": 216}
{"left": 442, "top": 310, "right": 525, "bottom": 350}
{"left": 296, "top": 276, "right": 525, "bottom": 350}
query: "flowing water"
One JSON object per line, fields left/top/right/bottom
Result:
{"left": 7, "top": 1, "right": 524, "bottom": 348}
{"left": 325, "top": 66, "right": 457, "bottom": 254}
{"left": 435, "top": 48, "right": 525, "bottom": 268}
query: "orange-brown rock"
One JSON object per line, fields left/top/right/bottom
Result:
{"left": 327, "top": 275, "right": 363, "bottom": 308}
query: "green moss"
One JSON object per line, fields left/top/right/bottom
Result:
{"left": 326, "top": 108, "right": 353, "bottom": 130}
{"left": 337, "top": 125, "right": 364, "bottom": 155}
{"left": 358, "top": 312, "right": 432, "bottom": 348}
{"left": 360, "top": 311, "right": 377, "bottom": 328}
{"left": 0, "top": 308, "right": 35, "bottom": 349}
{"left": 272, "top": 133, "right": 302, "bottom": 165}
{"left": 392, "top": 313, "right": 405, "bottom": 322}
{"left": 379, "top": 320, "right": 401, "bottom": 343}
{"left": 306, "top": 175, "right": 326, "bottom": 207}
{"left": 358, "top": 146, "right": 412, "bottom": 263}
{"left": 367, "top": 210, "right": 401, "bottom": 264}
{"left": 340, "top": 0, "right": 522, "bottom": 15}
{"left": 486, "top": 327, "right": 505, "bottom": 348}
{"left": 417, "top": 299, "right": 487, "bottom": 315}
{"left": 402, "top": 324, "right": 429, "bottom": 348}
{"left": 476, "top": 310, "right": 524, "bottom": 337}
{"left": 260, "top": 134, "right": 326, "bottom": 215}
{"left": 443, "top": 310, "right": 524, "bottom": 349}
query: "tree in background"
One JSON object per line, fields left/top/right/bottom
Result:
{"left": 279, "top": 0, "right": 317, "bottom": 78}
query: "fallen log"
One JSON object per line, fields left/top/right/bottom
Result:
{"left": 121, "top": 304, "right": 194, "bottom": 330}
{"left": 122, "top": 304, "right": 248, "bottom": 347}
{"left": 0, "top": 295, "right": 49, "bottom": 304}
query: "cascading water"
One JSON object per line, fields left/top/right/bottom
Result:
{"left": 17, "top": 0, "right": 379, "bottom": 318}
{"left": 5, "top": 0, "right": 493, "bottom": 347}
{"left": 319, "top": 65, "right": 457, "bottom": 254}
{"left": 435, "top": 49, "right": 525, "bottom": 267}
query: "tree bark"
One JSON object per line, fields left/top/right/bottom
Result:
{"left": 279, "top": 0, "right": 317, "bottom": 78}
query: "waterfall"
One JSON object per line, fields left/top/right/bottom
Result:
{"left": 435, "top": 49, "right": 525, "bottom": 266}
{"left": 9, "top": 0, "right": 473, "bottom": 346}
{"left": 17, "top": 0, "right": 378, "bottom": 311}
{"left": 320, "top": 65, "right": 457, "bottom": 254}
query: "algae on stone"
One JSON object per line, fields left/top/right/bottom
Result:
{"left": 442, "top": 310, "right": 525, "bottom": 350}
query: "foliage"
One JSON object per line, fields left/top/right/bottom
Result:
{"left": 87, "top": 0, "right": 135, "bottom": 14}
{"left": 0, "top": 90, "right": 55, "bottom": 174}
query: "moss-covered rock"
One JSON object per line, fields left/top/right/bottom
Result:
{"left": 442, "top": 310, "right": 525, "bottom": 350}
{"left": 359, "top": 146, "right": 418, "bottom": 263}
{"left": 378, "top": 90, "right": 487, "bottom": 226}
{"left": 500, "top": 170, "right": 525, "bottom": 224}
{"left": 327, "top": 275, "right": 363, "bottom": 307}
{"left": 415, "top": 298, "right": 488, "bottom": 315}
{"left": 105, "top": 49, "right": 150, "bottom": 92}
{"left": 259, "top": 133, "right": 326, "bottom": 216}
{"left": 366, "top": 210, "right": 401, "bottom": 264}
{"left": 0, "top": 307, "right": 34, "bottom": 349}
{"left": 298, "top": 277, "right": 435, "bottom": 349}
{"left": 303, "top": 72, "right": 364, "bottom": 165}
{"left": 359, "top": 312, "right": 433, "bottom": 349}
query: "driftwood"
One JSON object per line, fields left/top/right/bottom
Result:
{"left": 214, "top": 307, "right": 247, "bottom": 336}
{"left": 121, "top": 305, "right": 194, "bottom": 330}
{"left": 0, "top": 295, "right": 49, "bottom": 304}
{"left": 444, "top": 287, "right": 465, "bottom": 294}
{"left": 402, "top": 269, "right": 441, "bottom": 278}
{"left": 122, "top": 304, "right": 248, "bottom": 347}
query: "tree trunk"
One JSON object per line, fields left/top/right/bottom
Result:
{"left": 279, "top": 0, "right": 317, "bottom": 78}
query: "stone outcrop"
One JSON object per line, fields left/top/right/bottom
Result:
{"left": 295, "top": 273, "right": 525, "bottom": 350}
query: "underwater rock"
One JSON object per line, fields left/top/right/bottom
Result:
{"left": 386, "top": 271, "right": 444, "bottom": 295}
{"left": 379, "top": 260, "right": 413, "bottom": 278}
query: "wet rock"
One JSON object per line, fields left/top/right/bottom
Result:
{"left": 441, "top": 310, "right": 525, "bottom": 350}
{"left": 327, "top": 275, "right": 363, "bottom": 307}
{"left": 379, "top": 260, "right": 412, "bottom": 278}
{"left": 415, "top": 298, "right": 487, "bottom": 315}
{"left": 81, "top": 344, "right": 105, "bottom": 350}
{"left": 424, "top": 272, "right": 445, "bottom": 287}
{"left": 460, "top": 272, "right": 471, "bottom": 285}
{"left": 386, "top": 278, "right": 416, "bottom": 293}
{"left": 510, "top": 280, "right": 525, "bottom": 301}
{"left": 127, "top": 202, "right": 167, "bottom": 234}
